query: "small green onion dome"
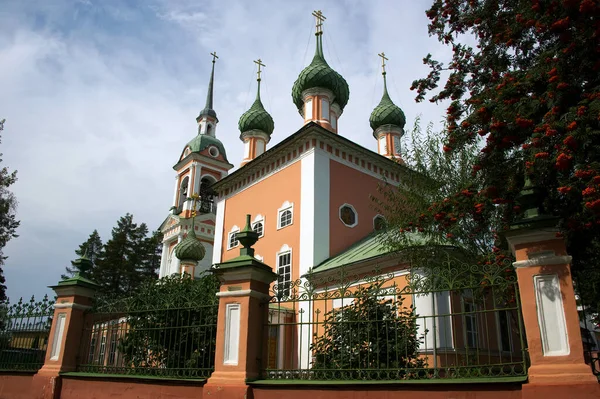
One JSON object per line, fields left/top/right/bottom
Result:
{"left": 238, "top": 80, "right": 274, "bottom": 135}
{"left": 369, "top": 74, "right": 406, "bottom": 133}
{"left": 174, "top": 229, "right": 206, "bottom": 262}
{"left": 292, "top": 34, "right": 349, "bottom": 114}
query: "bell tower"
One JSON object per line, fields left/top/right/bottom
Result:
{"left": 158, "top": 52, "right": 234, "bottom": 279}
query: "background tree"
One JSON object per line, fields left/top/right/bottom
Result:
{"left": 136, "top": 230, "right": 163, "bottom": 281}
{"left": 93, "top": 214, "right": 154, "bottom": 295}
{"left": 62, "top": 230, "right": 103, "bottom": 279}
{"left": 0, "top": 120, "right": 20, "bottom": 303}
{"left": 408, "top": 0, "right": 600, "bottom": 311}
{"left": 311, "top": 282, "right": 425, "bottom": 379}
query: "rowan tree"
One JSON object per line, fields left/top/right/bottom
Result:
{"left": 408, "top": 0, "right": 600, "bottom": 310}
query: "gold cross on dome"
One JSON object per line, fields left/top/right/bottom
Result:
{"left": 254, "top": 58, "right": 266, "bottom": 81}
{"left": 378, "top": 52, "right": 388, "bottom": 74}
{"left": 210, "top": 51, "right": 219, "bottom": 63}
{"left": 312, "top": 10, "right": 326, "bottom": 34}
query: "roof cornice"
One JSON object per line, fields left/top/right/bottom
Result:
{"left": 212, "top": 122, "right": 411, "bottom": 193}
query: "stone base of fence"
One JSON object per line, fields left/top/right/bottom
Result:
{"left": 0, "top": 371, "right": 598, "bottom": 398}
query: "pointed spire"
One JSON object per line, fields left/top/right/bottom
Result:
{"left": 238, "top": 59, "right": 274, "bottom": 136}
{"left": 197, "top": 52, "right": 219, "bottom": 123}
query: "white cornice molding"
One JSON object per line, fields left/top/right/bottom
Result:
{"left": 216, "top": 289, "right": 271, "bottom": 300}
{"left": 240, "top": 129, "right": 271, "bottom": 143}
{"left": 173, "top": 152, "right": 234, "bottom": 172}
{"left": 302, "top": 88, "right": 334, "bottom": 102}
{"left": 375, "top": 125, "right": 404, "bottom": 137}
{"left": 513, "top": 255, "right": 572, "bottom": 268}
{"left": 54, "top": 302, "right": 92, "bottom": 311}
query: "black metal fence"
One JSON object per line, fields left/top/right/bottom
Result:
{"left": 0, "top": 296, "right": 54, "bottom": 372}
{"left": 264, "top": 258, "right": 527, "bottom": 381}
{"left": 76, "top": 276, "right": 219, "bottom": 379}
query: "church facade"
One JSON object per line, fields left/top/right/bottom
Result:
{"left": 158, "top": 15, "right": 407, "bottom": 283}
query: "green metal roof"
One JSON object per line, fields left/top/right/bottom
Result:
{"left": 313, "top": 232, "right": 392, "bottom": 272}
{"left": 238, "top": 80, "right": 274, "bottom": 135}
{"left": 185, "top": 134, "right": 228, "bottom": 162}
{"left": 369, "top": 73, "right": 406, "bottom": 133}
{"left": 292, "top": 34, "right": 349, "bottom": 114}
{"left": 174, "top": 229, "right": 206, "bottom": 262}
{"left": 312, "top": 231, "right": 431, "bottom": 273}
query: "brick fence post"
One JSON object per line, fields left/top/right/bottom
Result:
{"left": 504, "top": 179, "right": 599, "bottom": 398}
{"left": 31, "top": 273, "right": 99, "bottom": 399}
{"left": 203, "top": 214, "right": 277, "bottom": 399}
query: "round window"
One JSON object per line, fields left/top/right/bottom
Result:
{"left": 339, "top": 205, "right": 357, "bottom": 227}
{"left": 208, "top": 146, "right": 219, "bottom": 158}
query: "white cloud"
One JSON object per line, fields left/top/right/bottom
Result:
{"left": 0, "top": 0, "right": 449, "bottom": 300}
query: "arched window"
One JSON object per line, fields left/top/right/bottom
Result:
{"left": 198, "top": 176, "right": 216, "bottom": 214}
{"left": 206, "top": 123, "right": 213, "bottom": 137}
{"left": 178, "top": 176, "right": 189, "bottom": 212}
{"left": 252, "top": 214, "right": 265, "bottom": 237}
{"left": 373, "top": 215, "right": 387, "bottom": 231}
{"left": 277, "top": 202, "right": 293, "bottom": 229}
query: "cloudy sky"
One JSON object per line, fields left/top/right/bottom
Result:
{"left": 0, "top": 0, "right": 449, "bottom": 301}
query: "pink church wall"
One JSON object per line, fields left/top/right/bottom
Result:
{"left": 329, "top": 159, "right": 384, "bottom": 258}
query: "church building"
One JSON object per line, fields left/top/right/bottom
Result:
{"left": 156, "top": 11, "right": 523, "bottom": 371}
{"left": 158, "top": 11, "right": 408, "bottom": 283}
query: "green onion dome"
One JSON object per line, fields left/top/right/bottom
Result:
{"left": 238, "top": 80, "right": 274, "bottom": 135}
{"left": 174, "top": 229, "right": 206, "bottom": 262}
{"left": 369, "top": 73, "right": 406, "bottom": 134}
{"left": 292, "top": 34, "right": 349, "bottom": 114}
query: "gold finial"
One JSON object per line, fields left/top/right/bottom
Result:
{"left": 210, "top": 51, "right": 219, "bottom": 63}
{"left": 312, "top": 10, "right": 326, "bottom": 34}
{"left": 253, "top": 58, "right": 266, "bottom": 81}
{"left": 378, "top": 52, "right": 388, "bottom": 75}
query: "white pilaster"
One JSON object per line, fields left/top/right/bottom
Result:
{"left": 159, "top": 242, "right": 169, "bottom": 278}
{"left": 193, "top": 162, "right": 202, "bottom": 195}
{"left": 212, "top": 198, "right": 226, "bottom": 265}
{"left": 297, "top": 148, "right": 330, "bottom": 369}
{"left": 172, "top": 174, "right": 179, "bottom": 209}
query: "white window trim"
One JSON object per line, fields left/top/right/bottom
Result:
{"left": 227, "top": 225, "right": 240, "bottom": 250}
{"left": 495, "top": 310, "right": 514, "bottom": 353}
{"left": 252, "top": 214, "right": 265, "bottom": 238}
{"left": 339, "top": 203, "right": 358, "bottom": 228}
{"left": 276, "top": 245, "right": 292, "bottom": 297}
{"left": 321, "top": 98, "right": 330, "bottom": 121}
{"left": 373, "top": 214, "right": 386, "bottom": 231}
{"left": 462, "top": 297, "right": 479, "bottom": 349}
{"left": 277, "top": 201, "right": 294, "bottom": 230}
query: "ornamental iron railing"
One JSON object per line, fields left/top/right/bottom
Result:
{"left": 0, "top": 295, "right": 54, "bottom": 372}
{"left": 77, "top": 278, "right": 219, "bottom": 379}
{"left": 264, "top": 257, "right": 527, "bottom": 381}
